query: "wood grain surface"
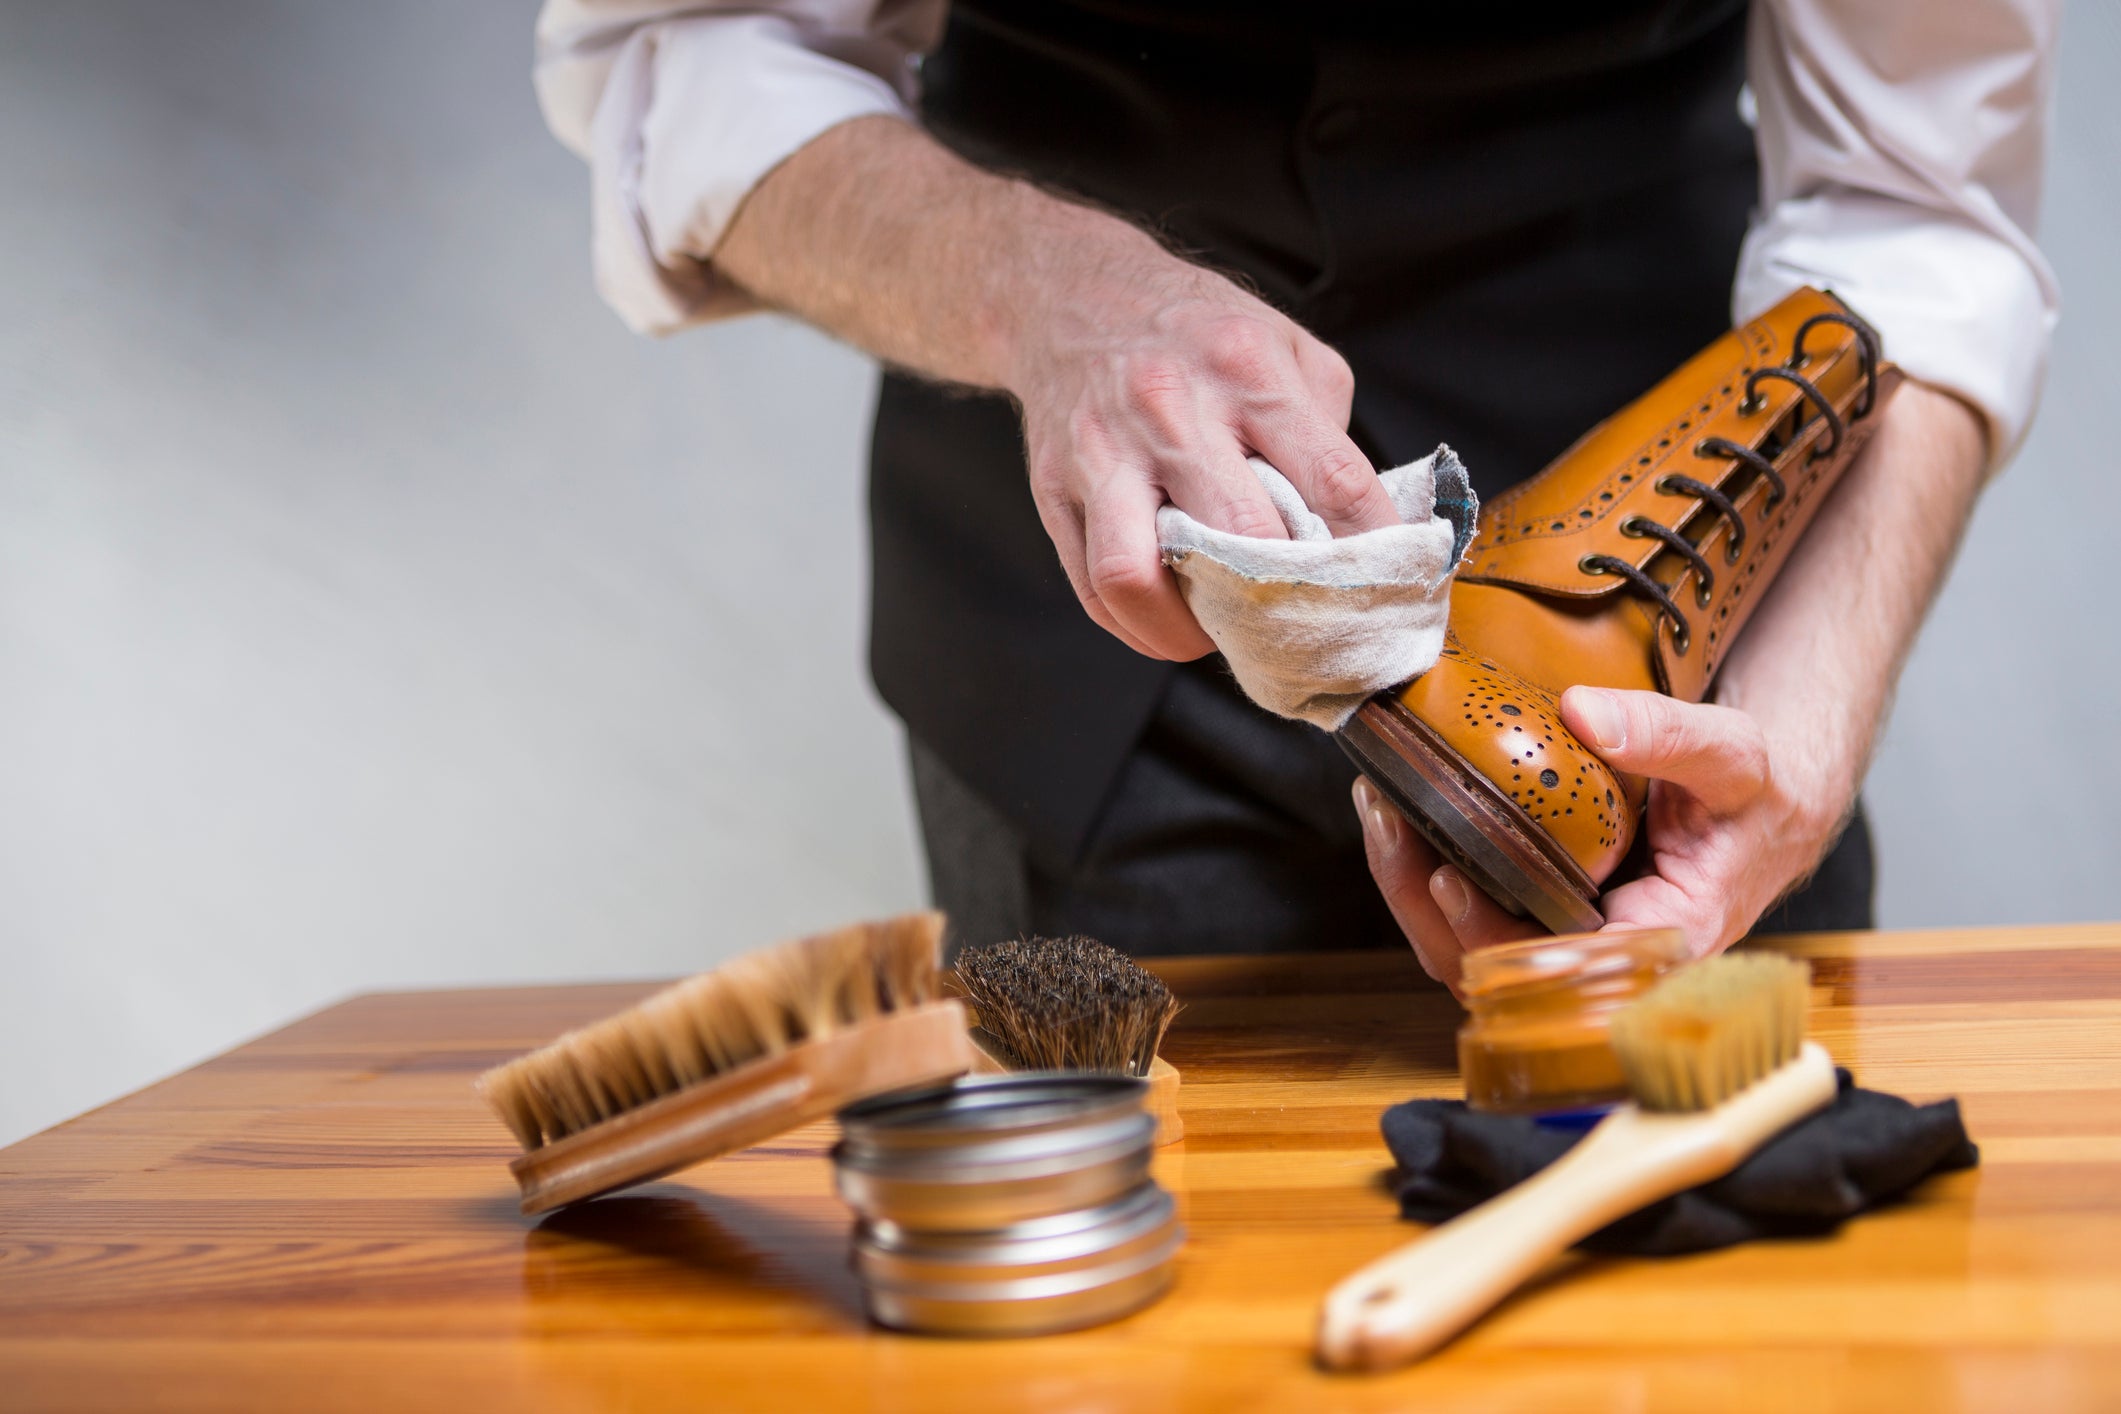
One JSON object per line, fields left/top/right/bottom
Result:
{"left": 4, "top": 924, "right": 2119, "bottom": 1412}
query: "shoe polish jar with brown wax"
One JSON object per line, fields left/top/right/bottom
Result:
{"left": 1457, "top": 928, "right": 1690, "bottom": 1115}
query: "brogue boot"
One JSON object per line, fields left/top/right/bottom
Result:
{"left": 1338, "top": 287, "right": 1902, "bottom": 933}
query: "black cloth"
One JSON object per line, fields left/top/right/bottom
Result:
{"left": 1381, "top": 1071, "right": 1979, "bottom": 1256}
{"left": 915, "top": 658, "right": 1878, "bottom": 958}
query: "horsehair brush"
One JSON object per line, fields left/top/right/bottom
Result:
{"left": 951, "top": 935, "right": 1185, "bottom": 1143}
{"left": 1318, "top": 952, "right": 1834, "bottom": 1371}
{"left": 477, "top": 911, "right": 974, "bottom": 1215}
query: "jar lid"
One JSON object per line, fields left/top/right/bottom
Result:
{"left": 1459, "top": 927, "right": 1688, "bottom": 1000}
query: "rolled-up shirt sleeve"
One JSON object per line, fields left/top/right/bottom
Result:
{"left": 534, "top": 1, "right": 942, "bottom": 334}
{"left": 1738, "top": 0, "right": 2061, "bottom": 470}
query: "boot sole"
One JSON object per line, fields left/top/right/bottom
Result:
{"left": 1338, "top": 697, "right": 1605, "bottom": 935}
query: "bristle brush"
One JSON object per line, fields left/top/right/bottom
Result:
{"left": 952, "top": 935, "right": 1186, "bottom": 1143}
{"left": 478, "top": 912, "right": 974, "bottom": 1214}
{"left": 1316, "top": 952, "right": 1833, "bottom": 1371}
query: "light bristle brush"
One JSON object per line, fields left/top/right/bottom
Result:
{"left": 478, "top": 911, "right": 974, "bottom": 1214}
{"left": 951, "top": 936, "right": 1185, "bottom": 1143}
{"left": 1317, "top": 952, "right": 1833, "bottom": 1371}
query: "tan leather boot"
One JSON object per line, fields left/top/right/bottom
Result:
{"left": 1339, "top": 287, "right": 1901, "bottom": 933}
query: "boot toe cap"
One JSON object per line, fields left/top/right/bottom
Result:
{"left": 1395, "top": 646, "right": 1634, "bottom": 885}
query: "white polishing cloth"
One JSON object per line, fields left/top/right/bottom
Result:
{"left": 1157, "top": 445, "right": 1478, "bottom": 731}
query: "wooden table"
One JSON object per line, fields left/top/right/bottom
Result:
{"left": 4, "top": 924, "right": 2119, "bottom": 1411}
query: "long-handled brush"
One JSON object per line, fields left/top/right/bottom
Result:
{"left": 1316, "top": 952, "right": 1834, "bottom": 1371}
{"left": 951, "top": 935, "right": 1185, "bottom": 1144}
{"left": 477, "top": 912, "right": 974, "bottom": 1215}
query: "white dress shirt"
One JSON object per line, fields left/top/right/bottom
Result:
{"left": 534, "top": 0, "right": 2058, "bottom": 469}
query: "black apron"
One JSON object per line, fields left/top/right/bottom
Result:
{"left": 866, "top": 0, "right": 1874, "bottom": 951}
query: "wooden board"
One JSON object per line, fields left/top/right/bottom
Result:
{"left": 4, "top": 924, "right": 2120, "bottom": 1411}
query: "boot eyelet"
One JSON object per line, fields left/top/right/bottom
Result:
{"left": 1739, "top": 393, "right": 1765, "bottom": 416}
{"left": 1584, "top": 552, "right": 1692, "bottom": 659}
{"left": 1695, "top": 580, "right": 1714, "bottom": 609}
{"left": 1620, "top": 516, "right": 1650, "bottom": 537}
{"left": 1750, "top": 365, "right": 1845, "bottom": 458}
{"left": 1653, "top": 476, "right": 1681, "bottom": 496}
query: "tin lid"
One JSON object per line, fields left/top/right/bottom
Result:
{"left": 836, "top": 1106, "right": 1153, "bottom": 1179}
{"left": 857, "top": 1246, "right": 1178, "bottom": 1336}
{"left": 860, "top": 1180, "right": 1170, "bottom": 1251}
{"left": 853, "top": 1182, "right": 1179, "bottom": 1281}
{"left": 834, "top": 1121, "right": 1154, "bottom": 1230}
{"left": 836, "top": 1073, "right": 1148, "bottom": 1159}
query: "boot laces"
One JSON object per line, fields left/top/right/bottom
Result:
{"left": 1579, "top": 315, "right": 1880, "bottom": 657}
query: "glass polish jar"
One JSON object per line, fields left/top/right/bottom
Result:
{"left": 1456, "top": 928, "right": 1691, "bottom": 1115}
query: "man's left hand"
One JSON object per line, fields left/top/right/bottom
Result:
{"left": 1353, "top": 686, "right": 1841, "bottom": 992}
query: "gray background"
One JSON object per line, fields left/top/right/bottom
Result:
{"left": 3, "top": 3, "right": 2116, "bottom": 1149}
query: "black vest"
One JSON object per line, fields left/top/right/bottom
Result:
{"left": 869, "top": 1, "right": 1756, "bottom": 870}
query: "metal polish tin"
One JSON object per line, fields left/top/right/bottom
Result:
{"left": 832, "top": 1073, "right": 1182, "bottom": 1336}
{"left": 854, "top": 1183, "right": 1181, "bottom": 1336}
{"left": 836, "top": 1073, "right": 1155, "bottom": 1231}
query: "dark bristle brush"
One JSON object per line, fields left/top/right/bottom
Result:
{"left": 951, "top": 935, "right": 1185, "bottom": 1144}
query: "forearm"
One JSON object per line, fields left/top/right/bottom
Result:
{"left": 713, "top": 112, "right": 1396, "bottom": 659}
{"left": 1713, "top": 381, "right": 1990, "bottom": 851}
{"left": 713, "top": 114, "right": 1179, "bottom": 394}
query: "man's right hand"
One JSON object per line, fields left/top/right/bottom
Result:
{"left": 1005, "top": 217, "right": 1398, "bottom": 659}
{"left": 712, "top": 116, "right": 1396, "bottom": 661}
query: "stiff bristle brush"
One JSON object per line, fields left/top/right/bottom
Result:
{"left": 951, "top": 935, "right": 1186, "bottom": 1143}
{"left": 1316, "top": 952, "right": 1833, "bottom": 1371}
{"left": 478, "top": 911, "right": 974, "bottom": 1214}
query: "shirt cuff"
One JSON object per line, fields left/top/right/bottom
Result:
{"left": 1735, "top": 192, "right": 2057, "bottom": 473}
{"left": 585, "top": 13, "right": 913, "bottom": 336}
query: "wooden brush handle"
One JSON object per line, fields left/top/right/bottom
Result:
{"left": 511, "top": 1000, "right": 974, "bottom": 1214}
{"left": 1316, "top": 1043, "right": 1836, "bottom": 1372}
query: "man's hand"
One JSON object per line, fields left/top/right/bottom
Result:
{"left": 711, "top": 115, "right": 1396, "bottom": 661}
{"left": 1355, "top": 689, "right": 1817, "bottom": 991}
{"left": 1007, "top": 253, "right": 1394, "bottom": 659}
{"left": 1353, "top": 380, "right": 1990, "bottom": 991}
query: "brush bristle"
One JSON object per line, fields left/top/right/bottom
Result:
{"left": 951, "top": 935, "right": 1179, "bottom": 1078}
{"left": 1607, "top": 952, "right": 1811, "bottom": 1112}
{"left": 475, "top": 913, "right": 945, "bottom": 1151}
